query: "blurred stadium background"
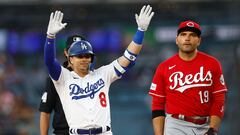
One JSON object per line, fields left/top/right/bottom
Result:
{"left": 0, "top": 0, "right": 239, "bottom": 135}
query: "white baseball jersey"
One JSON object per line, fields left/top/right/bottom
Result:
{"left": 51, "top": 60, "right": 121, "bottom": 129}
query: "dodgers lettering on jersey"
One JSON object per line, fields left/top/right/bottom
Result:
{"left": 51, "top": 61, "right": 120, "bottom": 128}
{"left": 149, "top": 51, "right": 227, "bottom": 117}
{"left": 69, "top": 79, "right": 105, "bottom": 100}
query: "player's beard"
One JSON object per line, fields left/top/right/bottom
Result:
{"left": 178, "top": 44, "right": 197, "bottom": 54}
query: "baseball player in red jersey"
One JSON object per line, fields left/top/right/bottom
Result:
{"left": 149, "top": 20, "right": 227, "bottom": 135}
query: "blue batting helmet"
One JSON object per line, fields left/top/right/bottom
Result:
{"left": 68, "top": 40, "right": 95, "bottom": 58}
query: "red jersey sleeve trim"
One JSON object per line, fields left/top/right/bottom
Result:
{"left": 212, "top": 89, "right": 227, "bottom": 94}
{"left": 149, "top": 92, "right": 166, "bottom": 98}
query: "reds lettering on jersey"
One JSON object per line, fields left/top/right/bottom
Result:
{"left": 169, "top": 66, "right": 213, "bottom": 93}
{"left": 149, "top": 51, "right": 227, "bottom": 117}
{"left": 51, "top": 62, "right": 120, "bottom": 128}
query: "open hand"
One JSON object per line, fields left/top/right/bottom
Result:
{"left": 135, "top": 5, "right": 154, "bottom": 31}
{"left": 47, "top": 11, "right": 67, "bottom": 37}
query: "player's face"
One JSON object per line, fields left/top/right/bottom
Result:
{"left": 176, "top": 31, "right": 201, "bottom": 54}
{"left": 70, "top": 54, "right": 92, "bottom": 74}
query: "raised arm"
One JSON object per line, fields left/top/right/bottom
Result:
{"left": 113, "top": 5, "right": 154, "bottom": 76}
{"left": 44, "top": 11, "right": 67, "bottom": 80}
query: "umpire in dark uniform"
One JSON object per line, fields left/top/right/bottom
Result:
{"left": 39, "top": 35, "right": 85, "bottom": 135}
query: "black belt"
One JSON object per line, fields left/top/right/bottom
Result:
{"left": 70, "top": 126, "right": 110, "bottom": 135}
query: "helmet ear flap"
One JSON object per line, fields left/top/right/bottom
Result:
{"left": 91, "top": 55, "right": 94, "bottom": 63}
{"left": 89, "top": 55, "right": 96, "bottom": 71}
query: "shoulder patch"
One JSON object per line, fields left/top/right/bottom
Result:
{"left": 41, "top": 92, "right": 47, "bottom": 103}
{"left": 220, "top": 74, "right": 225, "bottom": 85}
{"left": 150, "top": 83, "right": 157, "bottom": 91}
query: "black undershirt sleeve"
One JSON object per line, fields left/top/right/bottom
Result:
{"left": 152, "top": 110, "right": 166, "bottom": 119}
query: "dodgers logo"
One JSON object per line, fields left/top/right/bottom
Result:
{"left": 69, "top": 79, "right": 105, "bottom": 100}
{"left": 81, "top": 43, "right": 87, "bottom": 50}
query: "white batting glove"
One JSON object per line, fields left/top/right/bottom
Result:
{"left": 135, "top": 5, "right": 154, "bottom": 31}
{"left": 47, "top": 11, "right": 67, "bottom": 37}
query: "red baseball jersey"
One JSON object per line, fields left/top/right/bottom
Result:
{"left": 149, "top": 51, "right": 227, "bottom": 117}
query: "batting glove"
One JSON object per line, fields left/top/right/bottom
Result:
{"left": 47, "top": 10, "right": 67, "bottom": 37}
{"left": 135, "top": 5, "right": 154, "bottom": 31}
{"left": 204, "top": 128, "right": 218, "bottom": 135}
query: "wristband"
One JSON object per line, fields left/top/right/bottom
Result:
{"left": 133, "top": 29, "right": 144, "bottom": 45}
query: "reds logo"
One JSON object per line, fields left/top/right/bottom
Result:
{"left": 169, "top": 66, "right": 213, "bottom": 93}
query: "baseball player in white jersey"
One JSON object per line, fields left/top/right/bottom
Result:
{"left": 44, "top": 5, "right": 154, "bottom": 135}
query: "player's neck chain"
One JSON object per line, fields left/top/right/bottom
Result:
{"left": 69, "top": 78, "right": 105, "bottom": 100}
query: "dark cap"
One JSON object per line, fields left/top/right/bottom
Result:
{"left": 177, "top": 20, "right": 201, "bottom": 36}
{"left": 66, "top": 35, "right": 86, "bottom": 51}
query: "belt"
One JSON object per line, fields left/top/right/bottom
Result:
{"left": 70, "top": 126, "right": 110, "bottom": 135}
{"left": 171, "top": 114, "right": 208, "bottom": 125}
